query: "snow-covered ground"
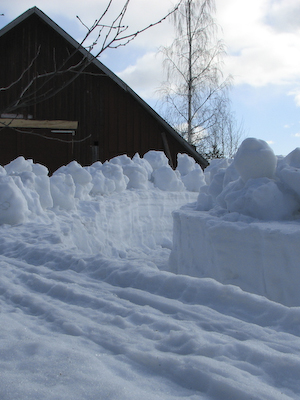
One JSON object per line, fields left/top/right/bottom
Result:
{"left": 1, "top": 143, "right": 300, "bottom": 399}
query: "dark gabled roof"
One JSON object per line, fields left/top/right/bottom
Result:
{"left": 0, "top": 7, "right": 209, "bottom": 168}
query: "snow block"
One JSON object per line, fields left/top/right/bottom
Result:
{"left": 169, "top": 207, "right": 300, "bottom": 306}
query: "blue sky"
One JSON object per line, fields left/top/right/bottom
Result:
{"left": 1, "top": 0, "right": 300, "bottom": 156}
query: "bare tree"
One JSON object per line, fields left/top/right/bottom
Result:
{"left": 199, "top": 104, "right": 244, "bottom": 159}
{"left": 0, "top": 0, "right": 179, "bottom": 137}
{"left": 159, "top": 0, "right": 242, "bottom": 158}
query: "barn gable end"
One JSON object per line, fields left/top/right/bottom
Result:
{"left": 0, "top": 7, "right": 208, "bottom": 173}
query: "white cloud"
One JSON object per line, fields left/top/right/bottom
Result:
{"left": 115, "top": 0, "right": 300, "bottom": 96}
{"left": 0, "top": 0, "right": 175, "bottom": 48}
{"left": 288, "top": 89, "right": 300, "bottom": 107}
{"left": 267, "top": 0, "right": 300, "bottom": 33}
{"left": 117, "top": 52, "right": 165, "bottom": 100}
{"left": 3, "top": 0, "right": 300, "bottom": 99}
{"left": 215, "top": 0, "right": 300, "bottom": 88}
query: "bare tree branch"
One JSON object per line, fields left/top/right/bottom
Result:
{"left": 158, "top": 0, "right": 243, "bottom": 158}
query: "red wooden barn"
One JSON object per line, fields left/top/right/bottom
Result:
{"left": 0, "top": 7, "right": 208, "bottom": 173}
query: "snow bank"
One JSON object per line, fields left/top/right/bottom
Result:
{"left": 170, "top": 138, "right": 300, "bottom": 306}
{"left": 2, "top": 141, "right": 300, "bottom": 399}
{"left": 0, "top": 152, "right": 199, "bottom": 259}
{"left": 0, "top": 152, "right": 202, "bottom": 226}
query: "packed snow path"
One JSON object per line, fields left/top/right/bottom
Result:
{"left": 1, "top": 199, "right": 300, "bottom": 400}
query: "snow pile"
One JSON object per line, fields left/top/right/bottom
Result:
{"left": 197, "top": 138, "right": 300, "bottom": 220}
{"left": 1, "top": 142, "right": 300, "bottom": 399}
{"left": 170, "top": 138, "right": 300, "bottom": 306}
{"left": 0, "top": 151, "right": 203, "bottom": 226}
{"left": 0, "top": 152, "right": 199, "bottom": 258}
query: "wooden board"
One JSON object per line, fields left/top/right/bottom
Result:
{"left": 0, "top": 119, "right": 78, "bottom": 129}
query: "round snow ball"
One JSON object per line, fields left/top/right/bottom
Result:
{"left": 234, "top": 138, "right": 277, "bottom": 182}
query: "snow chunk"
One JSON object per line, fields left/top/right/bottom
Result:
{"left": 204, "top": 158, "right": 231, "bottom": 185}
{"left": 122, "top": 163, "right": 149, "bottom": 189}
{"left": 32, "top": 162, "right": 49, "bottom": 176}
{"left": 281, "top": 147, "right": 300, "bottom": 168}
{"left": 176, "top": 153, "right": 196, "bottom": 176}
{"left": 34, "top": 174, "right": 53, "bottom": 209}
{"left": 132, "top": 153, "right": 153, "bottom": 180}
{"left": 217, "top": 177, "right": 298, "bottom": 221}
{"left": 13, "top": 172, "right": 45, "bottom": 216}
{"left": 152, "top": 165, "right": 185, "bottom": 191}
{"left": 277, "top": 148, "right": 300, "bottom": 199}
{"left": 181, "top": 166, "right": 206, "bottom": 192}
{"left": 5, "top": 156, "right": 33, "bottom": 175}
{"left": 110, "top": 154, "right": 133, "bottom": 166}
{"left": 143, "top": 150, "right": 169, "bottom": 171}
{"left": 54, "top": 161, "right": 92, "bottom": 200}
{"left": 0, "top": 176, "right": 29, "bottom": 224}
{"left": 90, "top": 170, "right": 116, "bottom": 196}
{"left": 176, "top": 154, "right": 206, "bottom": 192}
{"left": 101, "top": 162, "right": 129, "bottom": 193}
{"left": 50, "top": 173, "right": 76, "bottom": 210}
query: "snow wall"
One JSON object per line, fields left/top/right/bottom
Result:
{"left": 170, "top": 208, "right": 300, "bottom": 306}
{"left": 170, "top": 138, "right": 300, "bottom": 307}
{"left": 0, "top": 151, "right": 200, "bottom": 257}
{"left": 59, "top": 189, "right": 199, "bottom": 257}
